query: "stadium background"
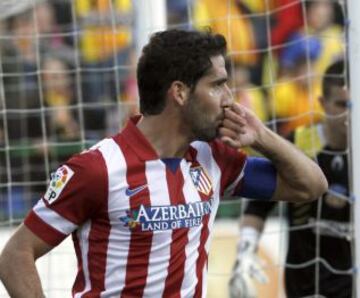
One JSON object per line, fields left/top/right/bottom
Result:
{"left": 0, "top": 0, "right": 355, "bottom": 297}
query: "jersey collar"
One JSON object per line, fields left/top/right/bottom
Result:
{"left": 120, "top": 115, "right": 196, "bottom": 162}
{"left": 121, "top": 115, "right": 159, "bottom": 161}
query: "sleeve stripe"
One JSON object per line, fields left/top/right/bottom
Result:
{"left": 33, "top": 199, "right": 78, "bottom": 235}
{"left": 24, "top": 211, "right": 68, "bottom": 247}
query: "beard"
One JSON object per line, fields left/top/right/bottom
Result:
{"left": 183, "top": 94, "right": 222, "bottom": 142}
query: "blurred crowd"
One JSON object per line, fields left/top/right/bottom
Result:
{"left": 0, "top": 0, "right": 346, "bottom": 219}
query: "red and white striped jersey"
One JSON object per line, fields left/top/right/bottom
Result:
{"left": 25, "top": 116, "right": 247, "bottom": 298}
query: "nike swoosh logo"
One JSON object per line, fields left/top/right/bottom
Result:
{"left": 125, "top": 184, "right": 147, "bottom": 197}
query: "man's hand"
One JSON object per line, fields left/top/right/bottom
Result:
{"left": 220, "top": 103, "right": 264, "bottom": 149}
{"left": 220, "top": 102, "right": 328, "bottom": 203}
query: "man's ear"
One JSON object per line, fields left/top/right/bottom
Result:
{"left": 168, "top": 81, "right": 190, "bottom": 106}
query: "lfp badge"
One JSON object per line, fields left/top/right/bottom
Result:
{"left": 190, "top": 166, "right": 213, "bottom": 196}
{"left": 44, "top": 165, "right": 74, "bottom": 204}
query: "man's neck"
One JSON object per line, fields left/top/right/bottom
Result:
{"left": 136, "top": 112, "right": 192, "bottom": 159}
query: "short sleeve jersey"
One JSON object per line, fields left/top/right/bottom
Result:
{"left": 24, "top": 116, "right": 247, "bottom": 298}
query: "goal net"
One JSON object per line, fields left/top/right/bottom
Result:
{"left": 0, "top": 0, "right": 353, "bottom": 297}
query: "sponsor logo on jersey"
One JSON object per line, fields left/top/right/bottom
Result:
{"left": 44, "top": 165, "right": 74, "bottom": 204}
{"left": 120, "top": 198, "right": 214, "bottom": 231}
{"left": 190, "top": 166, "right": 212, "bottom": 195}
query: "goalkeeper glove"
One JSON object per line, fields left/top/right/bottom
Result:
{"left": 229, "top": 227, "right": 268, "bottom": 298}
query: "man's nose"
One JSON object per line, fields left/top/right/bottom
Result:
{"left": 222, "top": 83, "right": 234, "bottom": 108}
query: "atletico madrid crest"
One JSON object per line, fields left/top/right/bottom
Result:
{"left": 190, "top": 166, "right": 213, "bottom": 196}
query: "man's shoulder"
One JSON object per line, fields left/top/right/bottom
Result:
{"left": 67, "top": 137, "right": 120, "bottom": 171}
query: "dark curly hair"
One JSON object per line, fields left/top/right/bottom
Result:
{"left": 137, "top": 29, "right": 227, "bottom": 115}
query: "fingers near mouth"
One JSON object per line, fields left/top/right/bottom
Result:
{"left": 231, "top": 102, "right": 247, "bottom": 116}
{"left": 224, "top": 106, "right": 246, "bottom": 123}
{"left": 219, "top": 126, "right": 239, "bottom": 140}
{"left": 222, "top": 118, "right": 243, "bottom": 133}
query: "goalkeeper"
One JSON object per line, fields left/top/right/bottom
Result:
{"left": 229, "top": 59, "right": 352, "bottom": 298}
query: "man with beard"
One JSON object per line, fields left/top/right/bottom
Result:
{"left": 0, "top": 29, "right": 327, "bottom": 298}
{"left": 229, "top": 60, "right": 352, "bottom": 298}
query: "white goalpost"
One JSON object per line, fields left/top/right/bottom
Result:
{"left": 348, "top": 0, "right": 360, "bottom": 295}
{"left": 134, "top": 0, "right": 167, "bottom": 56}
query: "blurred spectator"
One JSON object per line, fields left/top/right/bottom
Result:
{"left": 7, "top": 8, "right": 37, "bottom": 64}
{"left": 270, "top": 33, "right": 324, "bottom": 136}
{"left": 52, "top": 0, "right": 74, "bottom": 47}
{"left": 3, "top": 8, "right": 42, "bottom": 147}
{"left": 230, "top": 62, "right": 269, "bottom": 123}
{"left": 266, "top": 0, "right": 344, "bottom": 136}
{"left": 5, "top": 1, "right": 73, "bottom": 65}
{"left": 193, "top": 0, "right": 267, "bottom": 84}
{"left": 76, "top": 0, "right": 133, "bottom": 65}
{"left": 36, "top": 2, "right": 76, "bottom": 70}
{"left": 304, "top": 0, "right": 344, "bottom": 76}
{"left": 36, "top": 2, "right": 63, "bottom": 49}
{"left": 279, "top": 32, "right": 322, "bottom": 75}
{"left": 267, "top": 0, "right": 344, "bottom": 49}
{"left": 42, "top": 56, "right": 79, "bottom": 142}
{"left": 0, "top": 1, "right": 76, "bottom": 218}
{"left": 75, "top": 0, "right": 136, "bottom": 138}
{"left": 40, "top": 54, "right": 84, "bottom": 178}
{"left": 240, "top": 0, "right": 304, "bottom": 47}
{"left": 266, "top": 0, "right": 344, "bottom": 83}
{"left": 167, "top": 0, "right": 190, "bottom": 28}
{"left": 270, "top": 0, "right": 304, "bottom": 47}
{"left": 0, "top": 10, "right": 45, "bottom": 219}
